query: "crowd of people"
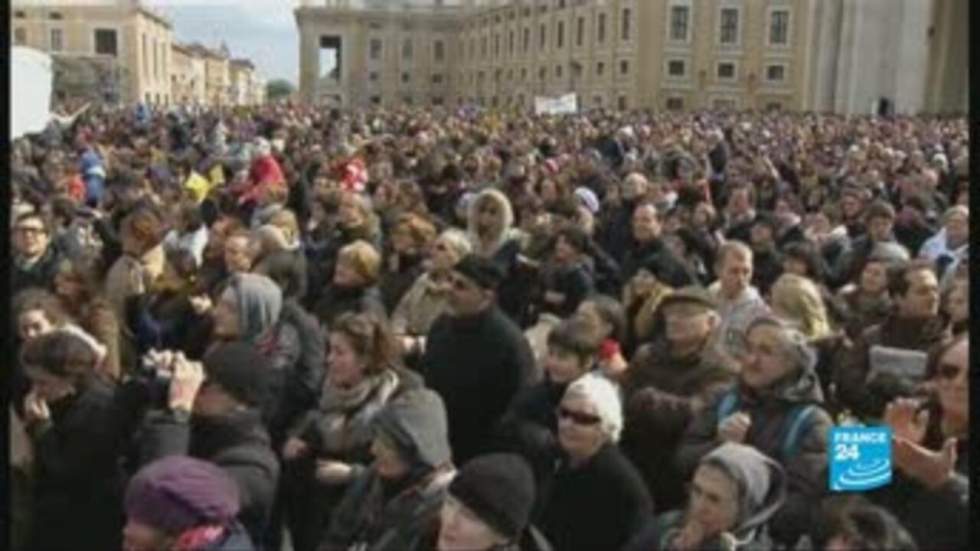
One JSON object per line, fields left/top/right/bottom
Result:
{"left": 9, "top": 101, "right": 970, "bottom": 551}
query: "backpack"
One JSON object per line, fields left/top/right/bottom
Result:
{"left": 715, "top": 389, "right": 819, "bottom": 460}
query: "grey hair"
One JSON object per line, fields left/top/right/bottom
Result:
{"left": 746, "top": 316, "right": 817, "bottom": 373}
{"left": 564, "top": 373, "right": 624, "bottom": 443}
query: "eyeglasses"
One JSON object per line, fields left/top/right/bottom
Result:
{"left": 557, "top": 407, "right": 602, "bottom": 426}
{"left": 15, "top": 226, "right": 45, "bottom": 235}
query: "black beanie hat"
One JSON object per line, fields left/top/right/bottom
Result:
{"left": 453, "top": 254, "right": 505, "bottom": 290}
{"left": 203, "top": 342, "right": 271, "bottom": 407}
{"left": 449, "top": 453, "right": 536, "bottom": 540}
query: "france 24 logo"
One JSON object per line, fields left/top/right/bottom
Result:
{"left": 829, "top": 426, "right": 893, "bottom": 492}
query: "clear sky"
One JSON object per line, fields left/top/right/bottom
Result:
{"left": 147, "top": 0, "right": 303, "bottom": 85}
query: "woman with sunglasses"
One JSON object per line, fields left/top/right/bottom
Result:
{"left": 879, "top": 334, "right": 969, "bottom": 550}
{"left": 539, "top": 373, "right": 653, "bottom": 551}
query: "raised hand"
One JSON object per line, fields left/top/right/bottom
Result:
{"left": 884, "top": 398, "right": 929, "bottom": 444}
{"left": 718, "top": 412, "right": 752, "bottom": 444}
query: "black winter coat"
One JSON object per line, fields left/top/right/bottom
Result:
{"left": 539, "top": 444, "right": 654, "bottom": 551}
{"left": 422, "top": 306, "right": 535, "bottom": 464}
{"left": 314, "top": 285, "right": 387, "bottom": 329}
{"left": 12, "top": 245, "right": 63, "bottom": 295}
{"left": 380, "top": 253, "right": 427, "bottom": 313}
{"left": 28, "top": 379, "right": 125, "bottom": 551}
{"left": 621, "top": 237, "right": 696, "bottom": 287}
{"left": 139, "top": 408, "right": 280, "bottom": 548}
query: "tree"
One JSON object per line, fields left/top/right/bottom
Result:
{"left": 266, "top": 79, "right": 296, "bottom": 102}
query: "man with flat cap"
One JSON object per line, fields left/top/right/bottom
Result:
{"left": 620, "top": 286, "right": 737, "bottom": 512}
{"left": 421, "top": 254, "right": 536, "bottom": 464}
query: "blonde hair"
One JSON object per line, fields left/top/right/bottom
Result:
{"left": 770, "top": 274, "right": 832, "bottom": 340}
{"left": 267, "top": 209, "right": 300, "bottom": 247}
{"left": 437, "top": 228, "right": 473, "bottom": 260}
{"left": 339, "top": 240, "right": 382, "bottom": 284}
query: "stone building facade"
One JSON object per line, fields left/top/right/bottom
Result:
{"left": 12, "top": 0, "right": 174, "bottom": 105}
{"left": 295, "top": 0, "right": 966, "bottom": 114}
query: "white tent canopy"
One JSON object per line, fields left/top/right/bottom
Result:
{"left": 11, "top": 46, "right": 54, "bottom": 140}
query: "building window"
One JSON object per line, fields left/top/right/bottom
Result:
{"left": 470, "top": 38, "right": 475, "bottom": 59}
{"left": 494, "top": 34, "right": 500, "bottom": 57}
{"left": 371, "top": 96, "right": 381, "bottom": 105}
{"left": 49, "top": 28, "right": 64, "bottom": 51}
{"left": 432, "top": 73, "right": 444, "bottom": 84}
{"left": 557, "top": 21, "right": 564, "bottom": 48}
{"left": 621, "top": 8, "right": 631, "bottom": 41}
{"left": 403, "top": 39, "right": 413, "bottom": 60}
{"left": 434, "top": 40, "right": 445, "bottom": 62}
{"left": 524, "top": 28, "right": 530, "bottom": 52}
{"left": 594, "top": 95, "right": 603, "bottom": 106}
{"left": 402, "top": 72, "right": 410, "bottom": 83}
{"left": 96, "top": 29, "right": 118, "bottom": 56}
{"left": 14, "top": 10, "right": 25, "bottom": 18}
{"left": 670, "top": 5, "right": 690, "bottom": 41}
{"left": 576, "top": 17, "right": 585, "bottom": 46}
{"left": 539, "top": 67, "right": 547, "bottom": 80}
{"left": 14, "top": 27, "right": 27, "bottom": 45}
{"left": 597, "top": 13, "right": 606, "bottom": 43}
{"left": 521, "top": 68, "right": 527, "bottom": 80}
{"left": 668, "top": 59, "right": 686, "bottom": 77}
{"left": 666, "top": 97, "right": 684, "bottom": 111}
{"left": 556, "top": 65, "right": 563, "bottom": 78}
{"left": 370, "top": 39, "right": 382, "bottom": 60}
{"left": 596, "top": 62, "right": 605, "bottom": 76}
{"left": 369, "top": 72, "right": 379, "bottom": 81}
{"left": 618, "top": 95, "right": 628, "bottom": 110}
{"left": 620, "top": 60, "right": 629, "bottom": 75}
{"left": 717, "top": 62, "right": 735, "bottom": 80}
{"left": 481, "top": 36, "right": 487, "bottom": 58}
{"left": 720, "top": 8, "right": 739, "bottom": 44}
{"left": 404, "top": 96, "right": 414, "bottom": 105}
{"left": 770, "top": 9, "right": 790, "bottom": 45}
{"left": 713, "top": 98, "right": 736, "bottom": 110}
{"left": 433, "top": 97, "right": 444, "bottom": 106}
{"left": 766, "top": 102, "right": 782, "bottom": 111}
{"left": 509, "top": 31, "right": 514, "bottom": 55}
{"left": 49, "top": 12, "right": 63, "bottom": 20}
{"left": 539, "top": 24, "right": 546, "bottom": 49}
{"left": 766, "top": 64, "right": 786, "bottom": 82}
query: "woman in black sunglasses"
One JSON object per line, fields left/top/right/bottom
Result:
{"left": 879, "top": 333, "right": 969, "bottom": 550}
{"left": 538, "top": 373, "right": 653, "bottom": 551}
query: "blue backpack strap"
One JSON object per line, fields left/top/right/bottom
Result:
{"left": 715, "top": 390, "right": 740, "bottom": 423}
{"left": 781, "top": 404, "right": 819, "bottom": 459}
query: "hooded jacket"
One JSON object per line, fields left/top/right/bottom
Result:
{"left": 321, "top": 389, "right": 455, "bottom": 551}
{"left": 676, "top": 366, "right": 833, "bottom": 547}
{"left": 626, "top": 443, "right": 787, "bottom": 551}
{"left": 227, "top": 273, "right": 283, "bottom": 345}
{"left": 466, "top": 188, "right": 529, "bottom": 324}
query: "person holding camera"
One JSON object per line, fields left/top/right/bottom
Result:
{"left": 135, "top": 342, "right": 279, "bottom": 549}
